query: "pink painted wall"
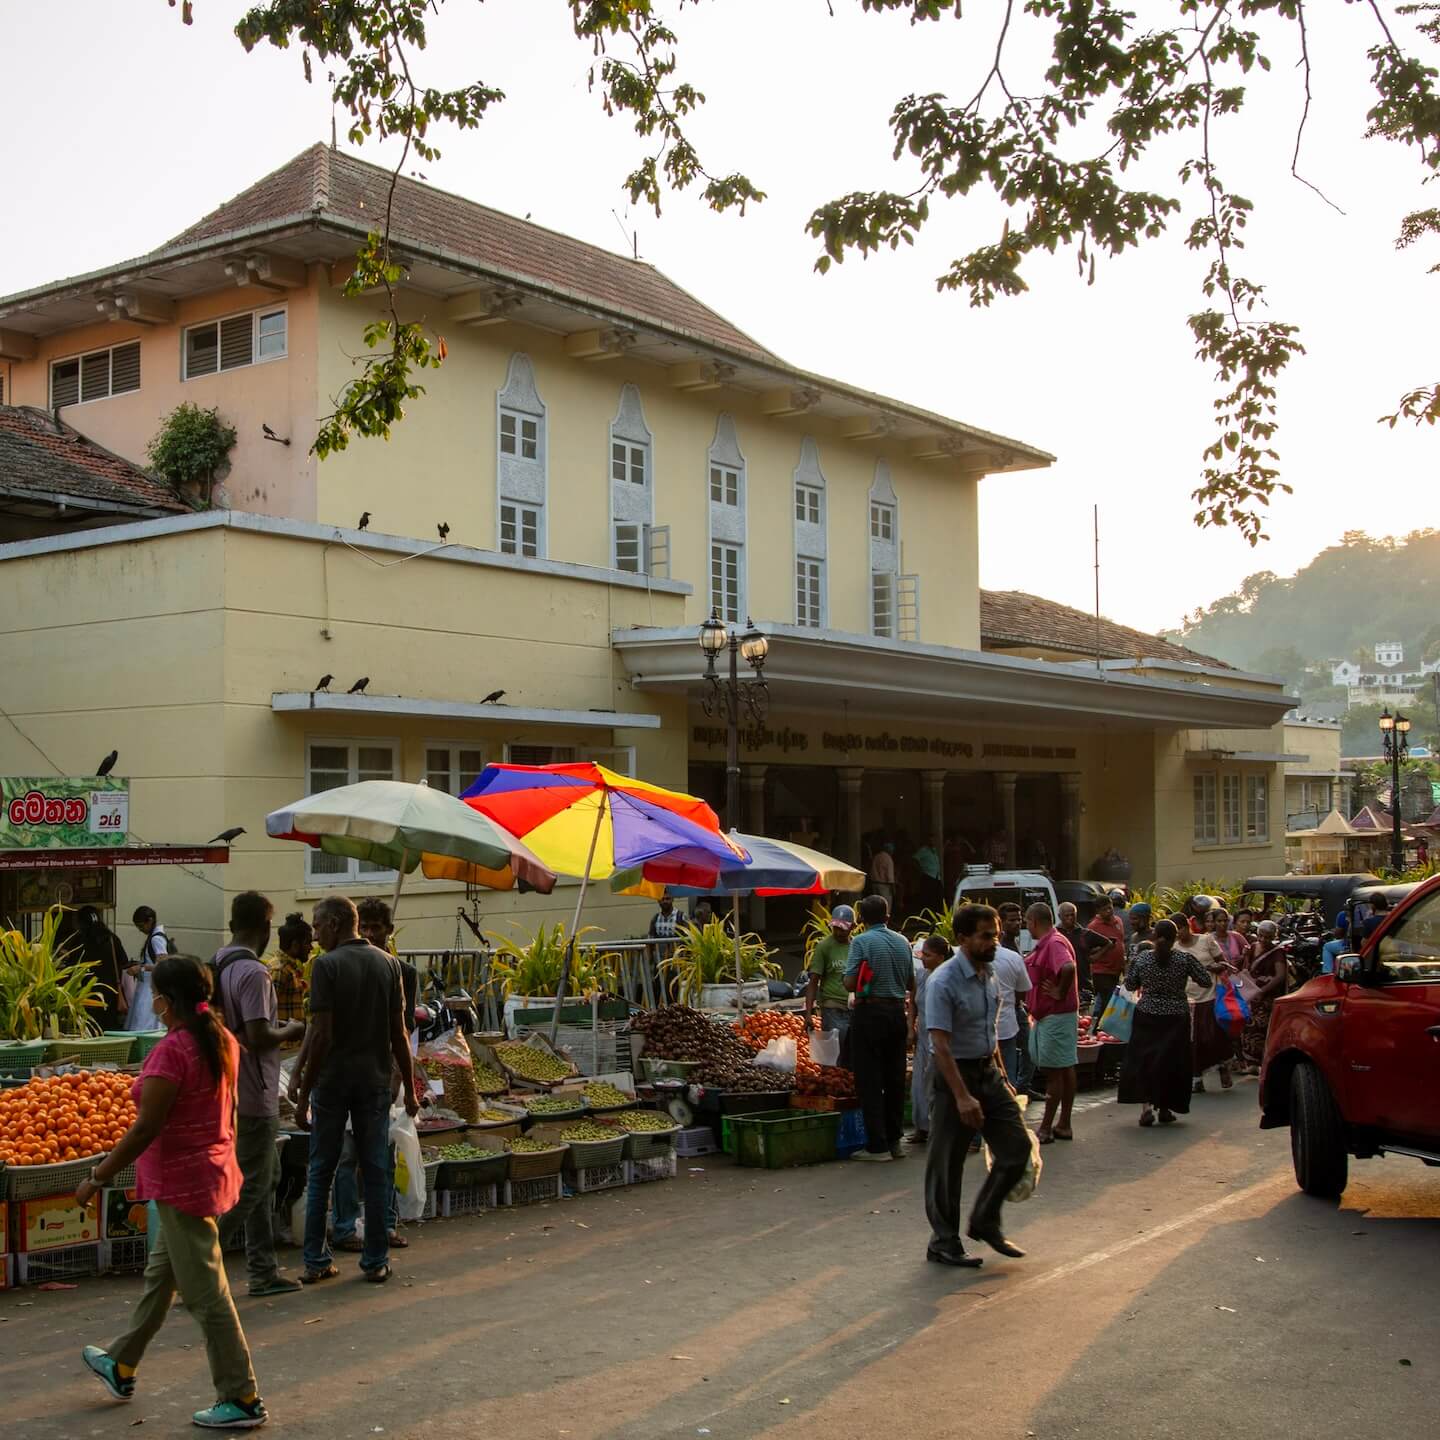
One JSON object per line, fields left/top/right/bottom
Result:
{"left": 8, "top": 276, "right": 321, "bottom": 520}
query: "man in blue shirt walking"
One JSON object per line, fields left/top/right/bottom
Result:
{"left": 845, "top": 894, "right": 917, "bottom": 1161}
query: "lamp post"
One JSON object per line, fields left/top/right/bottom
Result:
{"left": 699, "top": 612, "right": 770, "bottom": 831}
{"left": 1379, "top": 707, "right": 1411, "bottom": 872}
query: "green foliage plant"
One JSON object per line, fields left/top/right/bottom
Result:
{"left": 0, "top": 906, "right": 103, "bottom": 1039}
{"left": 146, "top": 403, "right": 237, "bottom": 497}
{"left": 659, "top": 919, "right": 779, "bottom": 1004}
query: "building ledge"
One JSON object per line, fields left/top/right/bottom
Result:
{"left": 1186, "top": 749, "right": 1308, "bottom": 764}
{"left": 271, "top": 692, "right": 663, "bottom": 730}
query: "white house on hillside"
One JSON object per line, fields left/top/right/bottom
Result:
{"left": 1330, "top": 644, "right": 1440, "bottom": 709}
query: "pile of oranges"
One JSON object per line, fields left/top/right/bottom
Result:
{"left": 732, "top": 1010, "right": 823, "bottom": 1079}
{"left": 0, "top": 1070, "right": 135, "bottom": 1167}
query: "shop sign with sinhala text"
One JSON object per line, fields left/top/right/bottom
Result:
{"left": 0, "top": 778, "right": 129, "bottom": 850}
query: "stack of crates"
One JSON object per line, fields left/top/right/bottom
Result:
{"left": 99, "top": 1187, "right": 150, "bottom": 1274}
{"left": 10, "top": 1183, "right": 105, "bottom": 1285}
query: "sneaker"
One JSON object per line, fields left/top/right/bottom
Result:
{"left": 890, "top": 1144, "right": 905, "bottom": 1160}
{"left": 850, "top": 1149, "right": 892, "bottom": 1163}
{"left": 82, "top": 1346, "right": 134, "bottom": 1402}
{"left": 193, "top": 1398, "right": 268, "bottom": 1429}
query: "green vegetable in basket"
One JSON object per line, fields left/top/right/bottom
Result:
{"left": 473, "top": 1107, "right": 519, "bottom": 1123}
{"left": 434, "top": 1143, "right": 503, "bottom": 1161}
{"left": 508, "top": 1136, "right": 560, "bottom": 1153}
{"left": 494, "top": 1041, "right": 573, "bottom": 1083}
{"left": 582, "top": 1081, "right": 630, "bottom": 1109}
{"left": 472, "top": 1063, "right": 507, "bottom": 1093}
{"left": 560, "top": 1120, "right": 624, "bottom": 1142}
{"left": 523, "top": 1093, "right": 581, "bottom": 1115}
{"left": 615, "top": 1110, "right": 677, "bottom": 1133}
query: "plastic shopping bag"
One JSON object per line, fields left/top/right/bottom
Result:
{"left": 754, "top": 1036, "right": 798, "bottom": 1071}
{"left": 417, "top": 1026, "right": 480, "bottom": 1121}
{"left": 390, "top": 1108, "right": 426, "bottom": 1222}
{"left": 1008, "top": 1127, "right": 1043, "bottom": 1203}
{"left": 1213, "top": 978, "right": 1252, "bottom": 1036}
{"left": 1098, "top": 985, "right": 1137, "bottom": 1043}
{"left": 810, "top": 1027, "right": 841, "bottom": 1068}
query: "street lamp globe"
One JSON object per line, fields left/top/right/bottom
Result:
{"left": 1397, "top": 712, "right": 1412, "bottom": 735}
{"left": 739, "top": 620, "right": 769, "bottom": 669}
{"left": 698, "top": 611, "right": 726, "bottom": 657}
{"left": 1379, "top": 709, "right": 1395, "bottom": 733}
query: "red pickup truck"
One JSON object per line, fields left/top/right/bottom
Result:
{"left": 1260, "top": 874, "right": 1440, "bottom": 1197}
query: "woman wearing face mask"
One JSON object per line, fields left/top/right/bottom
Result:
{"left": 75, "top": 955, "right": 267, "bottom": 1431}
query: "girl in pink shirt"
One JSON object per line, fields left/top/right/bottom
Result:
{"left": 76, "top": 955, "right": 265, "bottom": 1431}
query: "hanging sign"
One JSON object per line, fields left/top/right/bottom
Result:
{"left": 0, "top": 777, "right": 129, "bottom": 850}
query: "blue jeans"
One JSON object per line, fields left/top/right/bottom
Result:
{"left": 304, "top": 1082, "right": 392, "bottom": 1275}
{"left": 998, "top": 1035, "right": 1022, "bottom": 1089}
{"left": 332, "top": 1133, "right": 398, "bottom": 1242}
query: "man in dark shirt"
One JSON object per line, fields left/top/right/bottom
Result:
{"left": 296, "top": 896, "right": 418, "bottom": 1285}
{"left": 1057, "top": 902, "right": 1106, "bottom": 998}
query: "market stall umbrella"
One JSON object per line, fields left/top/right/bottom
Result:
{"left": 266, "top": 779, "right": 556, "bottom": 918}
{"left": 460, "top": 762, "right": 746, "bottom": 1033}
{"left": 611, "top": 831, "right": 865, "bottom": 1010}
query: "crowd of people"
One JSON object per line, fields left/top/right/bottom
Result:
{"left": 804, "top": 885, "right": 1299, "bottom": 1267}
{"left": 76, "top": 890, "right": 416, "bottom": 1430}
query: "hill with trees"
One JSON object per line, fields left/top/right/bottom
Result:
{"left": 1168, "top": 530, "right": 1440, "bottom": 753}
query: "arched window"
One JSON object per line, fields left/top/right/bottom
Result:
{"left": 609, "top": 384, "right": 655, "bottom": 573}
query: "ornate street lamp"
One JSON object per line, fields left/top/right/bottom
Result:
{"left": 699, "top": 612, "right": 770, "bottom": 829}
{"left": 1380, "top": 708, "right": 1410, "bottom": 872}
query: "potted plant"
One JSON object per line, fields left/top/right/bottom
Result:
{"left": 0, "top": 905, "right": 103, "bottom": 1041}
{"left": 488, "top": 923, "right": 622, "bottom": 1024}
{"left": 659, "top": 919, "right": 780, "bottom": 1009}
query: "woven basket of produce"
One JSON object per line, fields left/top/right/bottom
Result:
{"left": 489, "top": 1038, "right": 578, "bottom": 1088}
{"left": 581, "top": 1079, "right": 637, "bottom": 1113}
{"left": 425, "top": 1141, "right": 509, "bottom": 1190}
{"left": 520, "top": 1091, "right": 587, "bottom": 1123}
{"left": 610, "top": 1109, "right": 681, "bottom": 1161}
{"left": 504, "top": 1135, "right": 567, "bottom": 1180}
{"left": 46, "top": 1035, "right": 136, "bottom": 1066}
{"left": 0, "top": 1040, "right": 48, "bottom": 1077}
{"left": 542, "top": 1119, "right": 628, "bottom": 1170}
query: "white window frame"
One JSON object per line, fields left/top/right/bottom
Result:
{"left": 795, "top": 483, "right": 823, "bottom": 526}
{"left": 49, "top": 340, "right": 142, "bottom": 408}
{"left": 614, "top": 521, "right": 646, "bottom": 574}
{"left": 611, "top": 439, "right": 649, "bottom": 486}
{"left": 499, "top": 502, "right": 541, "bottom": 559}
{"left": 870, "top": 501, "right": 895, "bottom": 542}
{"left": 424, "top": 743, "right": 487, "bottom": 798}
{"left": 1245, "top": 774, "right": 1269, "bottom": 843}
{"left": 1193, "top": 773, "right": 1218, "bottom": 846}
{"left": 499, "top": 408, "right": 540, "bottom": 460}
{"left": 710, "top": 463, "right": 740, "bottom": 507}
{"left": 182, "top": 306, "right": 288, "bottom": 380}
{"left": 796, "top": 557, "right": 824, "bottom": 628}
{"left": 1220, "top": 773, "right": 1242, "bottom": 844}
{"left": 304, "top": 738, "right": 398, "bottom": 883}
{"left": 711, "top": 541, "right": 742, "bottom": 624}
{"left": 871, "top": 570, "right": 896, "bottom": 639}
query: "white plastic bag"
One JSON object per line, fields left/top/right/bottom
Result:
{"left": 389, "top": 1108, "right": 426, "bottom": 1221}
{"left": 754, "top": 1036, "right": 798, "bottom": 1071}
{"left": 981, "top": 1116, "right": 1042, "bottom": 1203}
{"left": 810, "top": 1028, "right": 841, "bottom": 1068}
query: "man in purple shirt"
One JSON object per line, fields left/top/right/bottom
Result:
{"left": 214, "top": 891, "right": 306, "bottom": 1296}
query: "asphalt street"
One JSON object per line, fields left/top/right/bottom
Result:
{"left": 3, "top": 1078, "right": 1437, "bottom": 1440}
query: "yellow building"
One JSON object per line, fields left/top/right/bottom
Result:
{"left": 0, "top": 145, "right": 1298, "bottom": 953}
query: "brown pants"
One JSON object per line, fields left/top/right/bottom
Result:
{"left": 109, "top": 1202, "right": 257, "bottom": 1404}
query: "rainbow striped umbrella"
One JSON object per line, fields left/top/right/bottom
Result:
{"left": 461, "top": 763, "right": 747, "bottom": 1032}
{"left": 612, "top": 832, "right": 864, "bottom": 897}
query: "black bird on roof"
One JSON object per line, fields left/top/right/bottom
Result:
{"left": 348, "top": 677, "right": 370, "bottom": 694}
{"left": 208, "top": 827, "right": 246, "bottom": 845}
{"left": 96, "top": 750, "right": 118, "bottom": 777}
{"left": 357, "top": 511, "right": 371, "bottom": 531}
{"left": 315, "top": 674, "right": 333, "bottom": 692}
{"left": 481, "top": 689, "right": 505, "bottom": 705}
{"left": 437, "top": 522, "right": 450, "bottom": 541}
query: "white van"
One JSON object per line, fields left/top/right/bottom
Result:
{"left": 951, "top": 866, "right": 1059, "bottom": 954}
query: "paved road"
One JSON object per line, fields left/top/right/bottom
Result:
{"left": 4, "top": 1079, "right": 1437, "bottom": 1440}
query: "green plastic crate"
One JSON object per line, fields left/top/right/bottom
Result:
{"left": 0, "top": 1040, "right": 47, "bottom": 1076}
{"left": 45, "top": 1035, "right": 135, "bottom": 1066}
{"left": 731, "top": 1108, "right": 842, "bottom": 1169}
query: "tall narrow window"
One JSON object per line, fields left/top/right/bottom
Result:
{"left": 1245, "top": 775, "right": 1269, "bottom": 842}
{"left": 305, "top": 741, "right": 396, "bottom": 881}
{"left": 1193, "top": 774, "right": 1218, "bottom": 845}
{"left": 711, "top": 542, "right": 741, "bottom": 622}
{"left": 869, "top": 461, "right": 904, "bottom": 639}
{"left": 426, "top": 746, "right": 486, "bottom": 796}
{"left": 796, "top": 558, "right": 824, "bottom": 628}
{"left": 609, "top": 384, "right": 654, "bottom": 571}
{"left": 496, "top": 353, "right": 547, "bottom": 558}
{"left": 707, "top": 415, "right": 747, "bottom": 621}
{"left": 872, "top": 572, "right": 895, "bottom": 639}
{"left": 1221, "top": 774, "right": 1242, "bottom": 843}
{"left": 792, "top": 437, "right": 827, "bottom": 627}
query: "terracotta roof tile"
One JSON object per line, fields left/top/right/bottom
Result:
{"left": 165, "top": 145, "right": 777, "bottom": 362}
{"left": 0, "top": 406, "right": 187, "bottom": 515}
{"left": 979, "top": 589, "right": 1228, "bottom": 668}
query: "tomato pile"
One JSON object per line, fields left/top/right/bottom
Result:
{"left": 0, "top": 1070, "right": 136, "bottom": 1167}
{"left": 795, "top": 1066, "right": 856, "bottom": 1099}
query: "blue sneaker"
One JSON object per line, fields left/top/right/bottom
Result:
{"left": 81, "top": 1346, "right": 135, "bottom": 1401}
{"left": 192, "top": 1398, "right": 268, "bottom": 1429}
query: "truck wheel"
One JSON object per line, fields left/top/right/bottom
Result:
{"left": 1290, "top": 1062, "right": 1348, "bottom": 1198}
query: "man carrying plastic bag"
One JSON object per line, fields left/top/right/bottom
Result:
{"left": 922, "top": 902, "right": 1032, "bottom": 1268}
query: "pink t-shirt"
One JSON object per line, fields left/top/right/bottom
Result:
{"left": 1025, "top": 929, "right": 1079, "bottom": 1020}
{"left": 133, "top": 1027, "right": 242, "bottom": 1218}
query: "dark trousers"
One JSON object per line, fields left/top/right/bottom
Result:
{"left": 924, "top": 1060, "right": 1031, "bottom": 1252}
{"left": 851, "top": 1000, "right": 907, "bottom": 1154}
{"left": 219, "top": 1113, "right": 280, "bottom": 1291}
{"left": 304, "top": 1082, "right": 392, "bottom": 1275}
{"left": 1091, "top": 973, "right": 1120, "bottom": 1022}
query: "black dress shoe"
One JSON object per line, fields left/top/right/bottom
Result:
{"left": 927, "top": 1246, "right": 984, "bottom": 1268}
{"left": 967, "top": 1223, "right": 1026, "bottom": 1259}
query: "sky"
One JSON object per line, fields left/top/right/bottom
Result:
{"left": 4, "top": 1, "right": 1437, "bottom": 634}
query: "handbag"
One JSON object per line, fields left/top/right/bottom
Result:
{"left": 1214, "top": 977, "right": 1252, "bottom": 1035}
{"left": 1098, "top": 985, "right": 1137, "bottom": 1043}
